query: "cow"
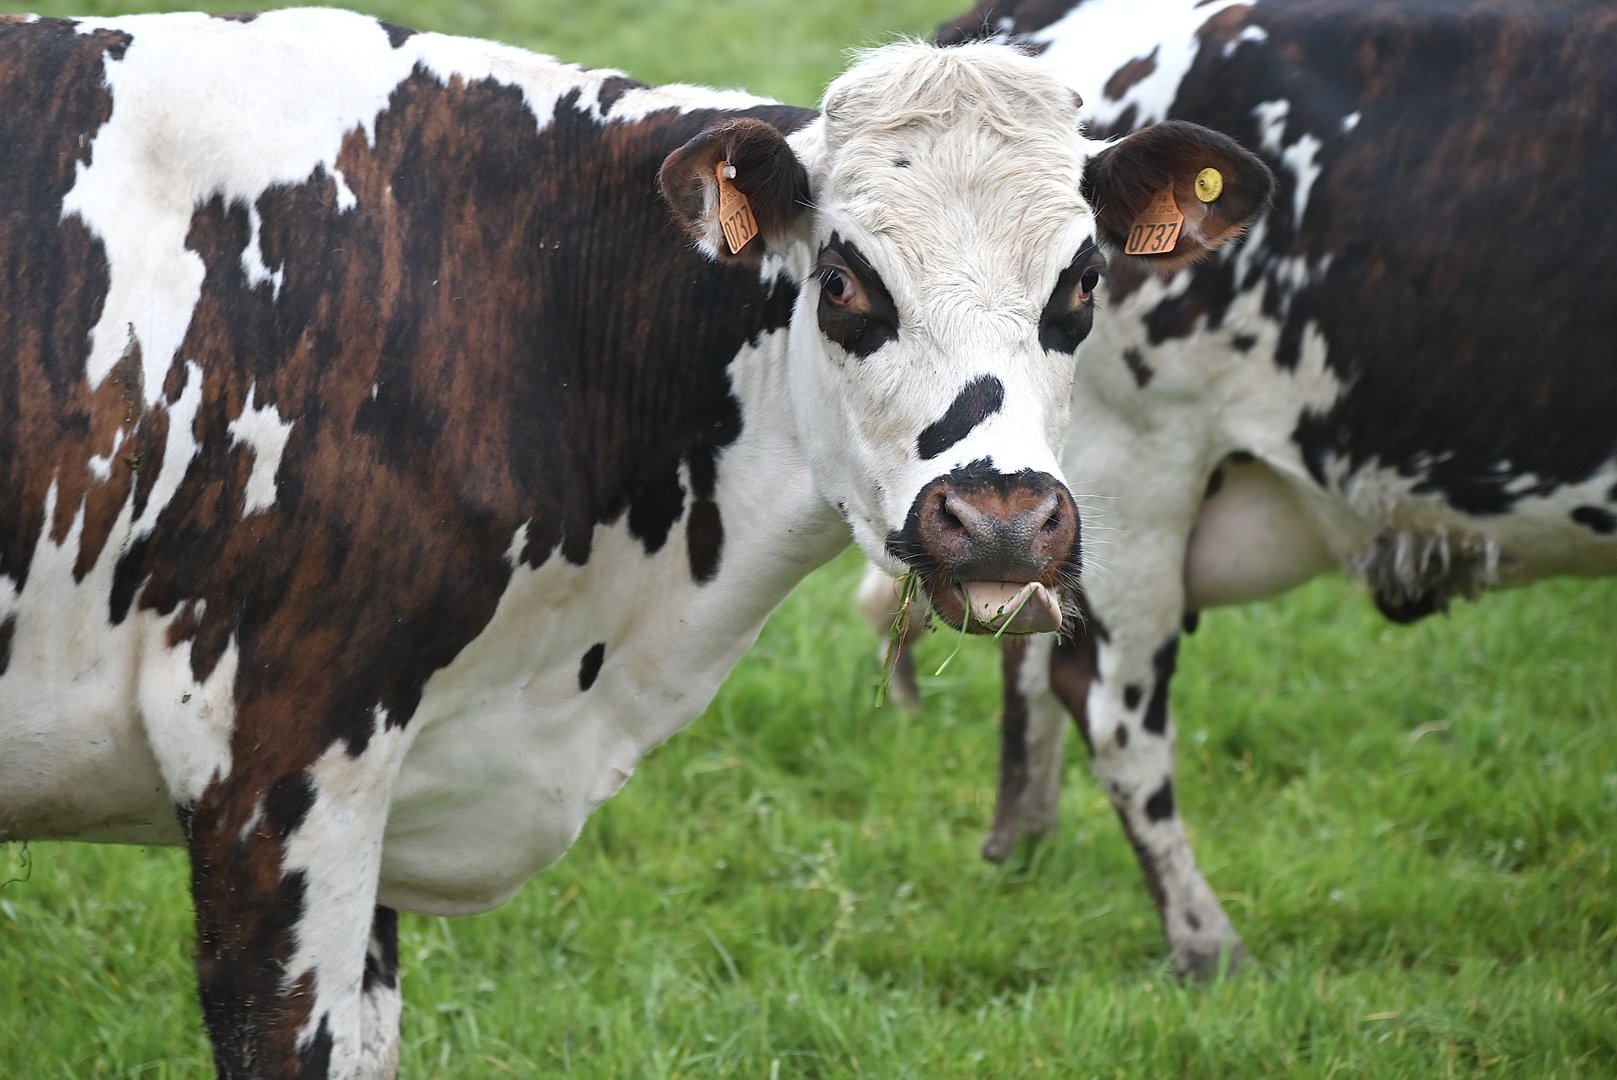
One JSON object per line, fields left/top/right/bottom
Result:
{"left": 0, "top": 8, "right": 1272, "bottom": 1075}
{"left": 858, "top": 0, "right": 1617, "bottom": 979}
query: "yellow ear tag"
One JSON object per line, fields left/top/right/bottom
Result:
{"left": 1195, "top": 167, "right": 1224, "bottom": 203}
{"left": 1124, "top": 187, "right": 1185, "bottom": 256}
{"left": 715, "top": 162, "right": 759, "bottom": 254}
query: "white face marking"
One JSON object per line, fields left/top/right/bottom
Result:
{"left": 782, "top": 43, "right": 1090, "bottom": 564}
{"left": 227, "top": 382, "right": 295, "bottom": 516}
{"left": 1031, "top": 0, "right": 1253, "bottom": 129}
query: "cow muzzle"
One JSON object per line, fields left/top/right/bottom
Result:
{"left": 887, "top": 468, "right": 1080, "bottom": 635}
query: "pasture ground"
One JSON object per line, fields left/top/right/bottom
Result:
{"left": 4, "top": 1, "right": 1615, "bottom": 1076}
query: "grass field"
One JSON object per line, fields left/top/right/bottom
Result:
{"left": 4, "top": 1, "right": 1616, "bottom": 1077}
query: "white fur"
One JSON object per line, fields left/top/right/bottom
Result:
{"left": 283, "top": 721, "right": 412, "bottom": 1076}
{"left": 228, "top": 383, "right": 295, "bottom": 516}
{"left": 790, "top": 43, "right": 1091, "bottom": 572}
{"left": 1030, "top": 0, "right": 1253, "bottom": 129}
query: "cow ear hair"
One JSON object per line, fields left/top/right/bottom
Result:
{"left": 1082, "top": 119, "right": 1275, "bottom": 276}
{"left": 659, "top": 117, "right": 811, "bottom": 265}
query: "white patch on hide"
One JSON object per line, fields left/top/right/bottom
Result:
{"left": 139, "top": 601, "right": 239, "bottom": 806}
{"left": 65, "top": 10, "right": 418, "bottom": 397}
{"left": 132, "top": 360, "right": 204, "bottom": 540}
{"left": 86, "top": 428, "right": 124, "bottom": 482}
{"left": 240, "top": 205, "right": 285, "bottom": 298}
{"left": 1225, "top": 23, "right": 1269, "bottom": 57}
{"left": 1031, "top": 0, "right": 1253, "bottom": 129}
{"left": 228, "top": 382, "right": 295, "bottom": 516}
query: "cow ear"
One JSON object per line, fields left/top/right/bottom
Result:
{"left": 659, "top": 117, "right": 811, "bottom": 265}
{"left": 1082, "top": 120, "right": 1275, "bottom": 276}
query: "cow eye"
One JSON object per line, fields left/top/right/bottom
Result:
{"left": 1039, "top": 249, "right": 1104, "bottom": 354}
{"left": 817, "top": 265, "right": 860, "bottom": 308}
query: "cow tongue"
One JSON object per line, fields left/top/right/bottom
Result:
{"left": 957, "top": 581, "right": 1063, "bottom": 634}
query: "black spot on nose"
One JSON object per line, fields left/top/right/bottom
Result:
{"left": 578, "top": 642, "right": 606, "bottom": 692}
{"left": 916, "top": 375, "right": 1005, "bottom": 461}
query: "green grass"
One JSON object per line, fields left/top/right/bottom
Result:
{"left": 6, "top": 558, "right": 1615, "bottom": 1078}
{"left": 5, "top": 1, "right": 1617, "bottom": 1076}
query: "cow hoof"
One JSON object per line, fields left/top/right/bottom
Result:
{"left": 1171, "top": 940, "right": 1252, "bottom": 982}
{"left": 981, "top": 826, "right": 1018, "bottom": 864}
{"left": 981, "top": 821, "right": 1049, "bottom": 864}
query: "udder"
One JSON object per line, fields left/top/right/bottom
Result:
{"left": 1183, "top": 456, "right": 1338, "bottom": 609}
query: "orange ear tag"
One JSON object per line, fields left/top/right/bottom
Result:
{"left": 715, "top": 162, "right": 759, "bottom": 254}
{"left": 1123, "top": 187, "right": 1185, "bottom": 256}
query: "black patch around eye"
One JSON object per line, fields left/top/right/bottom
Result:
{"left": 817, "top": 233, "right": 899, "bottom": 358}
{"left": 917, "top": 375, "right": 1005, "bottom": 461}
{"left": 1039, "top": 243, "right": 1103, "bottom": 354}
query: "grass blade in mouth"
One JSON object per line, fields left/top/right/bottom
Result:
{"left": 875, "top": 570, "right": 922, "bottom": 708}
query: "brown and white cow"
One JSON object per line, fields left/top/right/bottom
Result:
{"left": 0, "top": 8, "right": 1270, "bottom": 1075}
{"left": 861, "top": 0, "right": 1617, "bottom": 978}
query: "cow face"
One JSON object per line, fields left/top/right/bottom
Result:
{"left": 662, "top": 42, "right": 1271, "bottom": 632}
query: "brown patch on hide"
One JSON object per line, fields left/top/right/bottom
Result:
{"left": 1104, "top": 47, "right": 1159, "bottom": 101}
{"left": 0, "top": 20, "right": 134, "bottom": 595}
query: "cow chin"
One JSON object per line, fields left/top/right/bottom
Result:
{"left": 922, "top": 575, "right": 1067, "bottom": 636}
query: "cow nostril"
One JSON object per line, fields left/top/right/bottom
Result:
{"left": 936, "top": 492, "right": 972, "bottom": 536}
{"left": 1040, "top": 508, "right": 1064, "bottom": 534}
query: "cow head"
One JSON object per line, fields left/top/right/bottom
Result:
{"left": 661, "top": 42, "right": 1271, "bottom": 633}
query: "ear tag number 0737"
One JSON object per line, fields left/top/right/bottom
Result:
{"left": 715, "top": 162, "right": 759, "bottom": 254}
{"left": 1124, "top": 187, "right": 1185, "bottom": 256}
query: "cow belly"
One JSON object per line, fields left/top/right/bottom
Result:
{"left": 0, "top": 700, "right": 175, "bottom": 843}
{"left": 1183, "top": 458, "right": 1337, "bottom": 609}
{"left": 376, "top": 704, "right": 641, "bottom": 915}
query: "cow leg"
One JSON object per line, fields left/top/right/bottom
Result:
{"left": 182, "top": 735, "right": 407, "bottom": 1079}
{"left": 982, "top": 633, "right": 1071, "bottom": 861}
{"left": 1075, "top": 620, "right": 1247, "bottom": 978}
{"left": 360, "top": 906, "right": 403, "bottom": 1077}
